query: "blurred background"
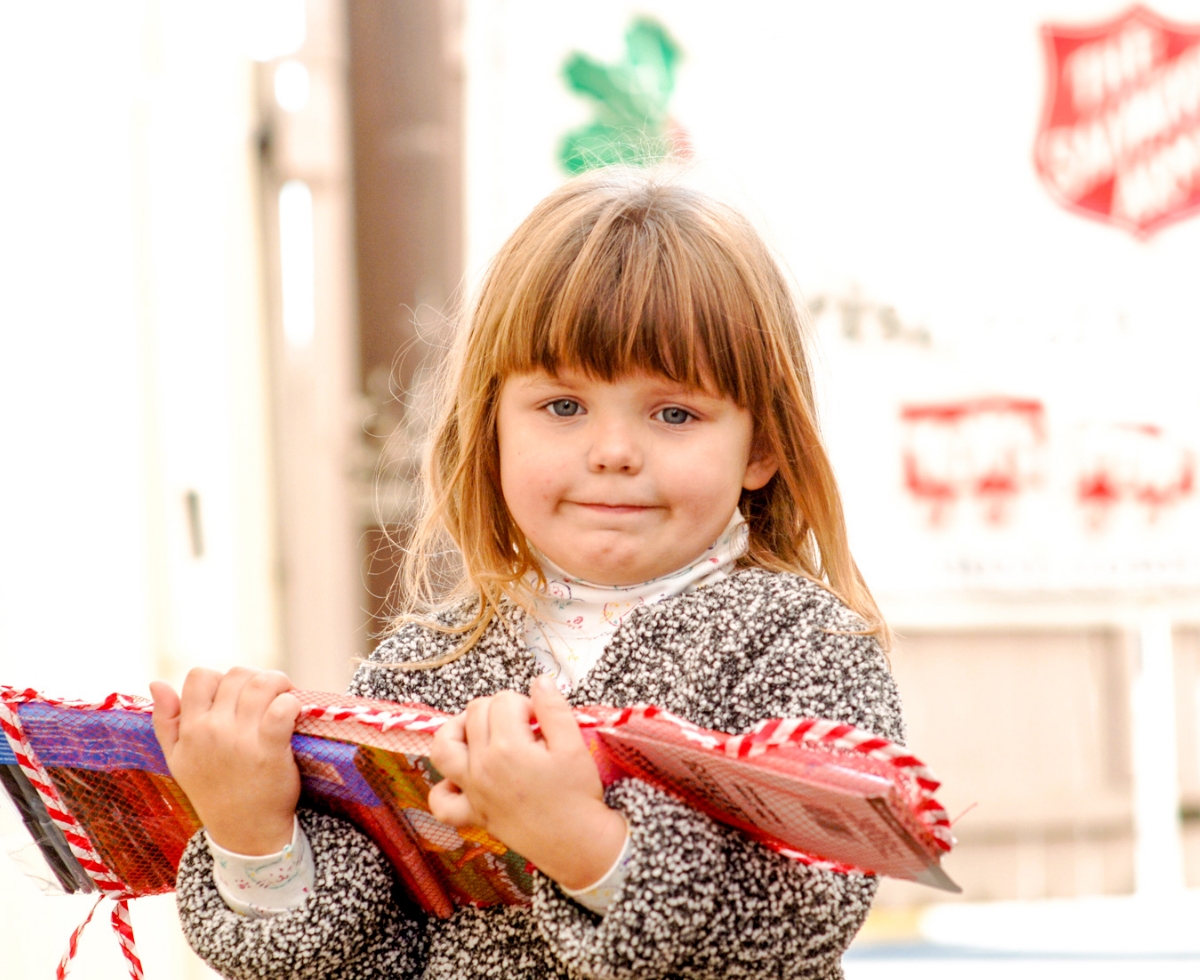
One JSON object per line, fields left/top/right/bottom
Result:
{"left": 1, "top": 1, "right": 1199, "bottom": 976}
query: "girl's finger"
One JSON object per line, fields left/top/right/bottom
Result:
{"left": 486, "top": 691, "right": 535, "bottom": 745}
{"left": 260, "top": 691, "right": 302, "bottom": 745}
{"left": 209, "top": 666, "right": 254, "bottom": 722}
{"left": 235, "top": 671, "right": 295, "bottom": 728}
{"left": 149, "top": 681, "right": 181, "bottom": 755}
{"left": 463, "top": 697, "right": 492, "bottom": 751}
{"left": 178, "top": 667, "right": 222, "bottom": 721}
{"left": 428, "top": 779, "right": 482, "bottom": 828}
{"left": 529, "top": 675, "right": 583, "bottom": 753}
{"left": 430, "top": 713, "right": 470, "bottom": 783}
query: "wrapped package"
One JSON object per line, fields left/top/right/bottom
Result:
{"left": 0, "top": 685, "right": 956, "bottom": 977}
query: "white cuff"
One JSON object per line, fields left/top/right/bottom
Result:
{"left": 206, "top": 817, "right": 314, "bottom": 918}
{"left": 559, "top": 820, "right": 632, "bottom": 915}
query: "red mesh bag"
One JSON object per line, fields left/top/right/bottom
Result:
{"left": 1, "top": 686, "right": 955, "bottom": 979}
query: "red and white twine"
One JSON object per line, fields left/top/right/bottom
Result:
{"left": 725, "top": 715, "right": 954, "bottom": 850}
{"left": 1, "top": 684, "right": 952, "bottom": 978}
{"left": 296, "top": 696, "right": 954, "bottom": 851}
{"left": 0, "top": 687, "right": 142, "bottom": 980}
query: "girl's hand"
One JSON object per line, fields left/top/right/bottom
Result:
{"left": 150, "top": 668, "right": 302, "bottom": 856}
{"left": 427, "top": 676, "right": 627, "bottom": 891}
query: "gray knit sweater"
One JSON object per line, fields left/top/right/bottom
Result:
{"left": 175, "top": 569, "right": 903, "bottom": 980}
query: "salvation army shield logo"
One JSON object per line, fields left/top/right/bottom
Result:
{"left": 1033, "top": 5, "right": 1200, "bottom": 237}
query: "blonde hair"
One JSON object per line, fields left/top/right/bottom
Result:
{"left": 391, "top": 166, "right": 886, "bottom": 667}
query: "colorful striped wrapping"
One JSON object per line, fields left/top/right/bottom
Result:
{"left": 0, "top": 684, "right": 957, "bottom": 979}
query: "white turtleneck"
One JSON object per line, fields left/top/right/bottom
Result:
{"left": 524, "top": 511, "right": 749, "bottom": 692}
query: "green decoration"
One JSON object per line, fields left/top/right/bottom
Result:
{"left": 559, "top": 18, "right": 688, "bottom": 174}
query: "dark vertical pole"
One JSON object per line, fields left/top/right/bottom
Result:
{"left": 346, "top": 0, "right": 464, "bottom": 641}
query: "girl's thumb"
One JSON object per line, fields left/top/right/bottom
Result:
{"left": 149, "top": 680, "right": 181, "bottom": 755}
{"left": 530, "top": 675, "right": 577, "bottom": 748}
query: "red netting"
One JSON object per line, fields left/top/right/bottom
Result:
{"left": 1, "top": 685, "right": 958, "bottom": 918}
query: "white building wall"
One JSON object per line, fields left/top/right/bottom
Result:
{"left": 0, "top": 2, "right": 279, "bottom": 976}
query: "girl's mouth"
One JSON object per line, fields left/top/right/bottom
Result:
{"left": 571, "top": 502, "right": 655, "bottom": 514}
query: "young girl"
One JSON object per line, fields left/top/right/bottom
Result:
{"left": 151, "top": 167, "right": 903, "bottom": 980}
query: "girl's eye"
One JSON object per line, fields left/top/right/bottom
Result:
{"left": 546, "top": 398, "right": 583, "bottom": 418}
{"left": 656, "top": 406, "right": 694, "bottom": 425}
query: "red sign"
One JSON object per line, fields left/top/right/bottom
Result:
{"left": 1034, "top": 5, "right": 1200, "bottom": 237}
{"left": 900, "top": 397, "right": 1046, "bottom": 527}
{"left": 1077, "top": 422, "right": 1195, "bottom": 525}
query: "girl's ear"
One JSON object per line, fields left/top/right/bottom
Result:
{"left": 742, "top": 447, "right": 778, "bottom": 491}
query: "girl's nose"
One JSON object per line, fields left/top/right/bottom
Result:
{"left": 586, "top": 420, "right": 643, "bottom": 473}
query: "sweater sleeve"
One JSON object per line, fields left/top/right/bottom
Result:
{"left": 171, "top": 624, "right": 451, "bottom": 978}
{"left": 176, "top": 809, "right": 427, "bottom": 980}
{"left": 531, "top": 595, "right": 903, "bottom": 980}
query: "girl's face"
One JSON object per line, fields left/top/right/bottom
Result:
{"left": 497, "top": 368, "right": 777, "bottom": 586}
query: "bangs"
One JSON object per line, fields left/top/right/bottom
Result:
{"left": 489, "top": 191, "right": 771, "bottom": 406}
